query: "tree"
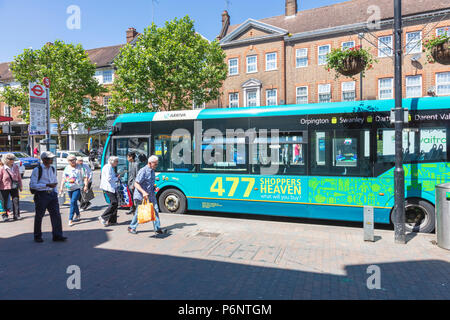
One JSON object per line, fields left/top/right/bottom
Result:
{"left": 111, "top": 16, "right": 227, "bottom": 112}
{"left": 7, "top": 40, "right": 107, "bottom": 149}
{"left": 0, "top": 86, "right": 28, "bottom": 122}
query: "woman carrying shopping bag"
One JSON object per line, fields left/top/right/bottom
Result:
{"left": 59, "top": 155, "right": 88, "bottom": 227}
{"left": 0, "top": 153, "right": 23, "bottom": 222}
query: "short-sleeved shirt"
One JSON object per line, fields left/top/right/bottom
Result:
{"left": 62, "top": 165, "right": 83, "bottom": 191}
{"left": 133, "top": 165, "right": 156, "bottom": 205}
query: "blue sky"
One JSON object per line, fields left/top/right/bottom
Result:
{"left": 0, "top": 0, "right": 344, "bottom": 63}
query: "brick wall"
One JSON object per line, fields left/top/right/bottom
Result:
{"left": 219, "top": 18, "right": 450, "bottom": 108}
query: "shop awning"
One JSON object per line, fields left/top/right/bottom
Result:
{"left": 0, "top": 116, "right": 13, "bottom": 122}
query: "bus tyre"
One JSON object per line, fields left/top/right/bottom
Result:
{"left": 158, "top": 189, "right": 186, "bottom": 215}
{"left": 396, "top": 198, "right": 435, "bottom": 233}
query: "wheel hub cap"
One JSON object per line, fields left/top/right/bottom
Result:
{"left": 165, "top": 195, "right": 179, "bottom": 212}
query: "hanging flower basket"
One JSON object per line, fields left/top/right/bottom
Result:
{"left": 431, "top": 41, "right": 450, "bottom": 65}
{"left": 325, "top": 46, "right": 376, "bottom": 79}
{"left": 336, "top": 55, "right": 366, "bottom": 77}
{"left": 424, "top": 32, "right": 450, "bottom": 65}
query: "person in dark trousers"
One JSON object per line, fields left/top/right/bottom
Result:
{"left": 99, "top": 156, "right": 119, "bottom": 226}
{"left": 0, "top": 153, "right": 22, "bottom": 221}
{"left": 128, "top": 155, "right": 166, "bottom": 235}
{"left": 126, "top": 152, "right": 138, "bottom": 215}
{"left": 30, "top": 152, "right": 67, "bottom": 243}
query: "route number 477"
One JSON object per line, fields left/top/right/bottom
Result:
{"left": 210, "top": 177, "right": 255, "bottom": 198}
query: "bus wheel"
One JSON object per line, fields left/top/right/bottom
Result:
{"left": 158, "top": 189, "right": 187, "bottom": 214}
{"left": 399, "top": 198, "right": 435, "bottom": 233}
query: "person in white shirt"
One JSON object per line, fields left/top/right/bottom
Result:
{"left": 99, "top": 156, "right": 120, "bottom": 226}
{"left": 30, "top": 152, "right": 66, "bottom": 243}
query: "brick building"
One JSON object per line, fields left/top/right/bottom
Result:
{"left": 216, "top": 0, "right": 450, "bottom": 108}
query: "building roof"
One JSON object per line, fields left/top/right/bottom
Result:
{"left": 86, "top": 44, "right": 125, "bottom": 68}
{"left": 0, "top": 62, "right": 13, "bottom": 82}
{"left": 225, "top": 0, "right": 450, "bottom": 38}
{"left": 0, "top": 44, "right": 124, "bottom": 82}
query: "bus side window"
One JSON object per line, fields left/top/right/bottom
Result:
{"left": 377, "top": 129, "right": 416, "bottom": 162}
{"left": 310, "top": 131, "right": 330, "bottom": 176}
{"left": 419, "top": 128, "right": 447, "bottom": 161}
{"left": 154, "top": 132, "right": 194, "bottom": 172}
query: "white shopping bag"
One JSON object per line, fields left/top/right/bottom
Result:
{"left": 58, "top": 192, "right": 66, "bottom": 206}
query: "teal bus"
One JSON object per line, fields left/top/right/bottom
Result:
{"left": 102, "top": 97, "right": 450, "bottom": 233}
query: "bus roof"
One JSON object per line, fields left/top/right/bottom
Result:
{"left": 114, "top": 96, "right": 450, "bottom": 124}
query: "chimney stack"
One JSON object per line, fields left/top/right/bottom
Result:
{"left": 285, "top": 0, "right": 298, "bottom": 17}
{"left": 218, "top": 10, "right": 230, "bottom": 40}
{"left": 126, "top": 27, "right": 138, "bottom": 43}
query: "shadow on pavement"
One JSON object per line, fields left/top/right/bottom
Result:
{"left": 0, "top": 228, "right": 448, "bottom": 300}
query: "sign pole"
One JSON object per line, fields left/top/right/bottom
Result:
{"left": 46, "top": 87, "right": 50, "bottom": 152}
{"left": 394, "top": 0, "right": 406, "bottom": 244}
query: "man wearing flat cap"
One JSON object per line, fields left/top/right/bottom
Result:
{"left": 30, "top": 152, "right": 67, "bottom": 243}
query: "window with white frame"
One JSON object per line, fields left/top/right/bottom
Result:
{"left": 229, "top": 92, "right": 239, "bottom": 108}
{"left": 378, "top": 35, "right": 393, "bottom": 57}
{"left": 342, "top": 81, "right": 356, "bottom": 101}
{"left": 436, "top": 72, "right": 450, "bottom": 96}
{"left": 266, "top": 52, "right": 277, "bottom": 71}
{"left": 342, "top": 41, "right": 355, "bottom": 51}
{"left": 246, "top": 89, "right": 258, "bottom": 107}
{"left": 318, "top": 84, "right": 331, "bottom": 103}
{"left": 228, "top": 58, "right": 238, "bottom": 76}
{"left": 378, "top": 78, "right": 394, "bottom": 99}
{"left": 406, "top": 31, "right": 422, "bottom": 54}
{"left": 103, "top": 96, "right": 113, "bottom": 114}
{"left": 318, "top": 45, "right": 330, "bottom": 65}
{"left": 266, "top": 89, "right": 277, "bottom": 106}
{"left": 82, "top": 98, "right": 91, "bottom": 116}
{"left": 94, "top": 69, "right": 114, "bottom": 84}
{"left": 437, "top": 27, "right": 449, "bottom": 37}
{"left": 406, "top": 75, "right": 422, "bottom": 98}
{"left": 296, "top": 48, "right": 308, "bottom": 68}
{"left": 296, "top": 86, "right": 308, "bottom": 104}
{"left": 103, "top": 70, "right": 113, "bottom": 84}
{"left": 246, "top": 55, "right": 258, "bottom": 73}
{"left": 193, "top": 101, "right": 205, "bottom": 110}
{"left": 3, "top": 105, "right": 11, "bottom": 117}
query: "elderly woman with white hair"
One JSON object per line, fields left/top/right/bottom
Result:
{"left": 0, "top": 153, "right": 22, "bottom": 221}
{"left": 128, "top": 155, "right": 166, "bottom": 235}
{"left": 60, "top": 154, "right": 87, "bottom": 227}
{"left": 99, "top": 156, "right": 120, "bottom": 226}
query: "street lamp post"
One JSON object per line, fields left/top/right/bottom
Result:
{"left": 393, "top": 0, "right": 406, "bottom": 244}
{"left": 358, "top": 33, "right": 364, "bottom": 101}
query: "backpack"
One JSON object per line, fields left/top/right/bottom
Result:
{"left": 30, "top": 165, "right": 56, "bottom": 195}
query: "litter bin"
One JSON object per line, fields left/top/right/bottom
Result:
{"left": 435, "top": 183, "right": 450, "bottom": 250}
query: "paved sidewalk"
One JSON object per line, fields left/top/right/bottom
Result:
{"left": 0, "top": 198, "right": 449, "bottom": 300}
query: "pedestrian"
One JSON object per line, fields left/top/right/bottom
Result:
{"left": 59, "top": 155, "right": 87, "bottom": 227}
{"left": 126, "top": 152, "right": 138, "bottom": 215}
{"left": 0, "top": 153, "right": 22, "bottom": 222}
{"left": 0, "top": 157, "right": 12, "bottom": 219}
{"left": 33, "top": 146, "right": 39, "bottom": 159}
{"left": 128, "top": 155, "right": 166, "bottom": 235}
{"left": 99, "top": 156, "right": 120, "bottom": 226}
{"left": 77, "top": 156, "right": 93, "bottom": 211}
{"left": 97, "top": 145, "right": 104, "bottom": 163}
{"left": 30, "top": 152, "right": 67, "bottom": 243}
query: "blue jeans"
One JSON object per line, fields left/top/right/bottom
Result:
{"left": 129, "top": 199, "right": 161, "bottom": 231}
{"left": 68, "top": 189, "right": 81, "bottom": 221}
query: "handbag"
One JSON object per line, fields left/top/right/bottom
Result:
{"left": 137, "top": 198, "right": 156, "bottom": 224}
{"left": 5, "top": 169, "right": 19, "bottom": 190}
{"left": 81, "top": 188, "right": 95, "bottom": 202}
